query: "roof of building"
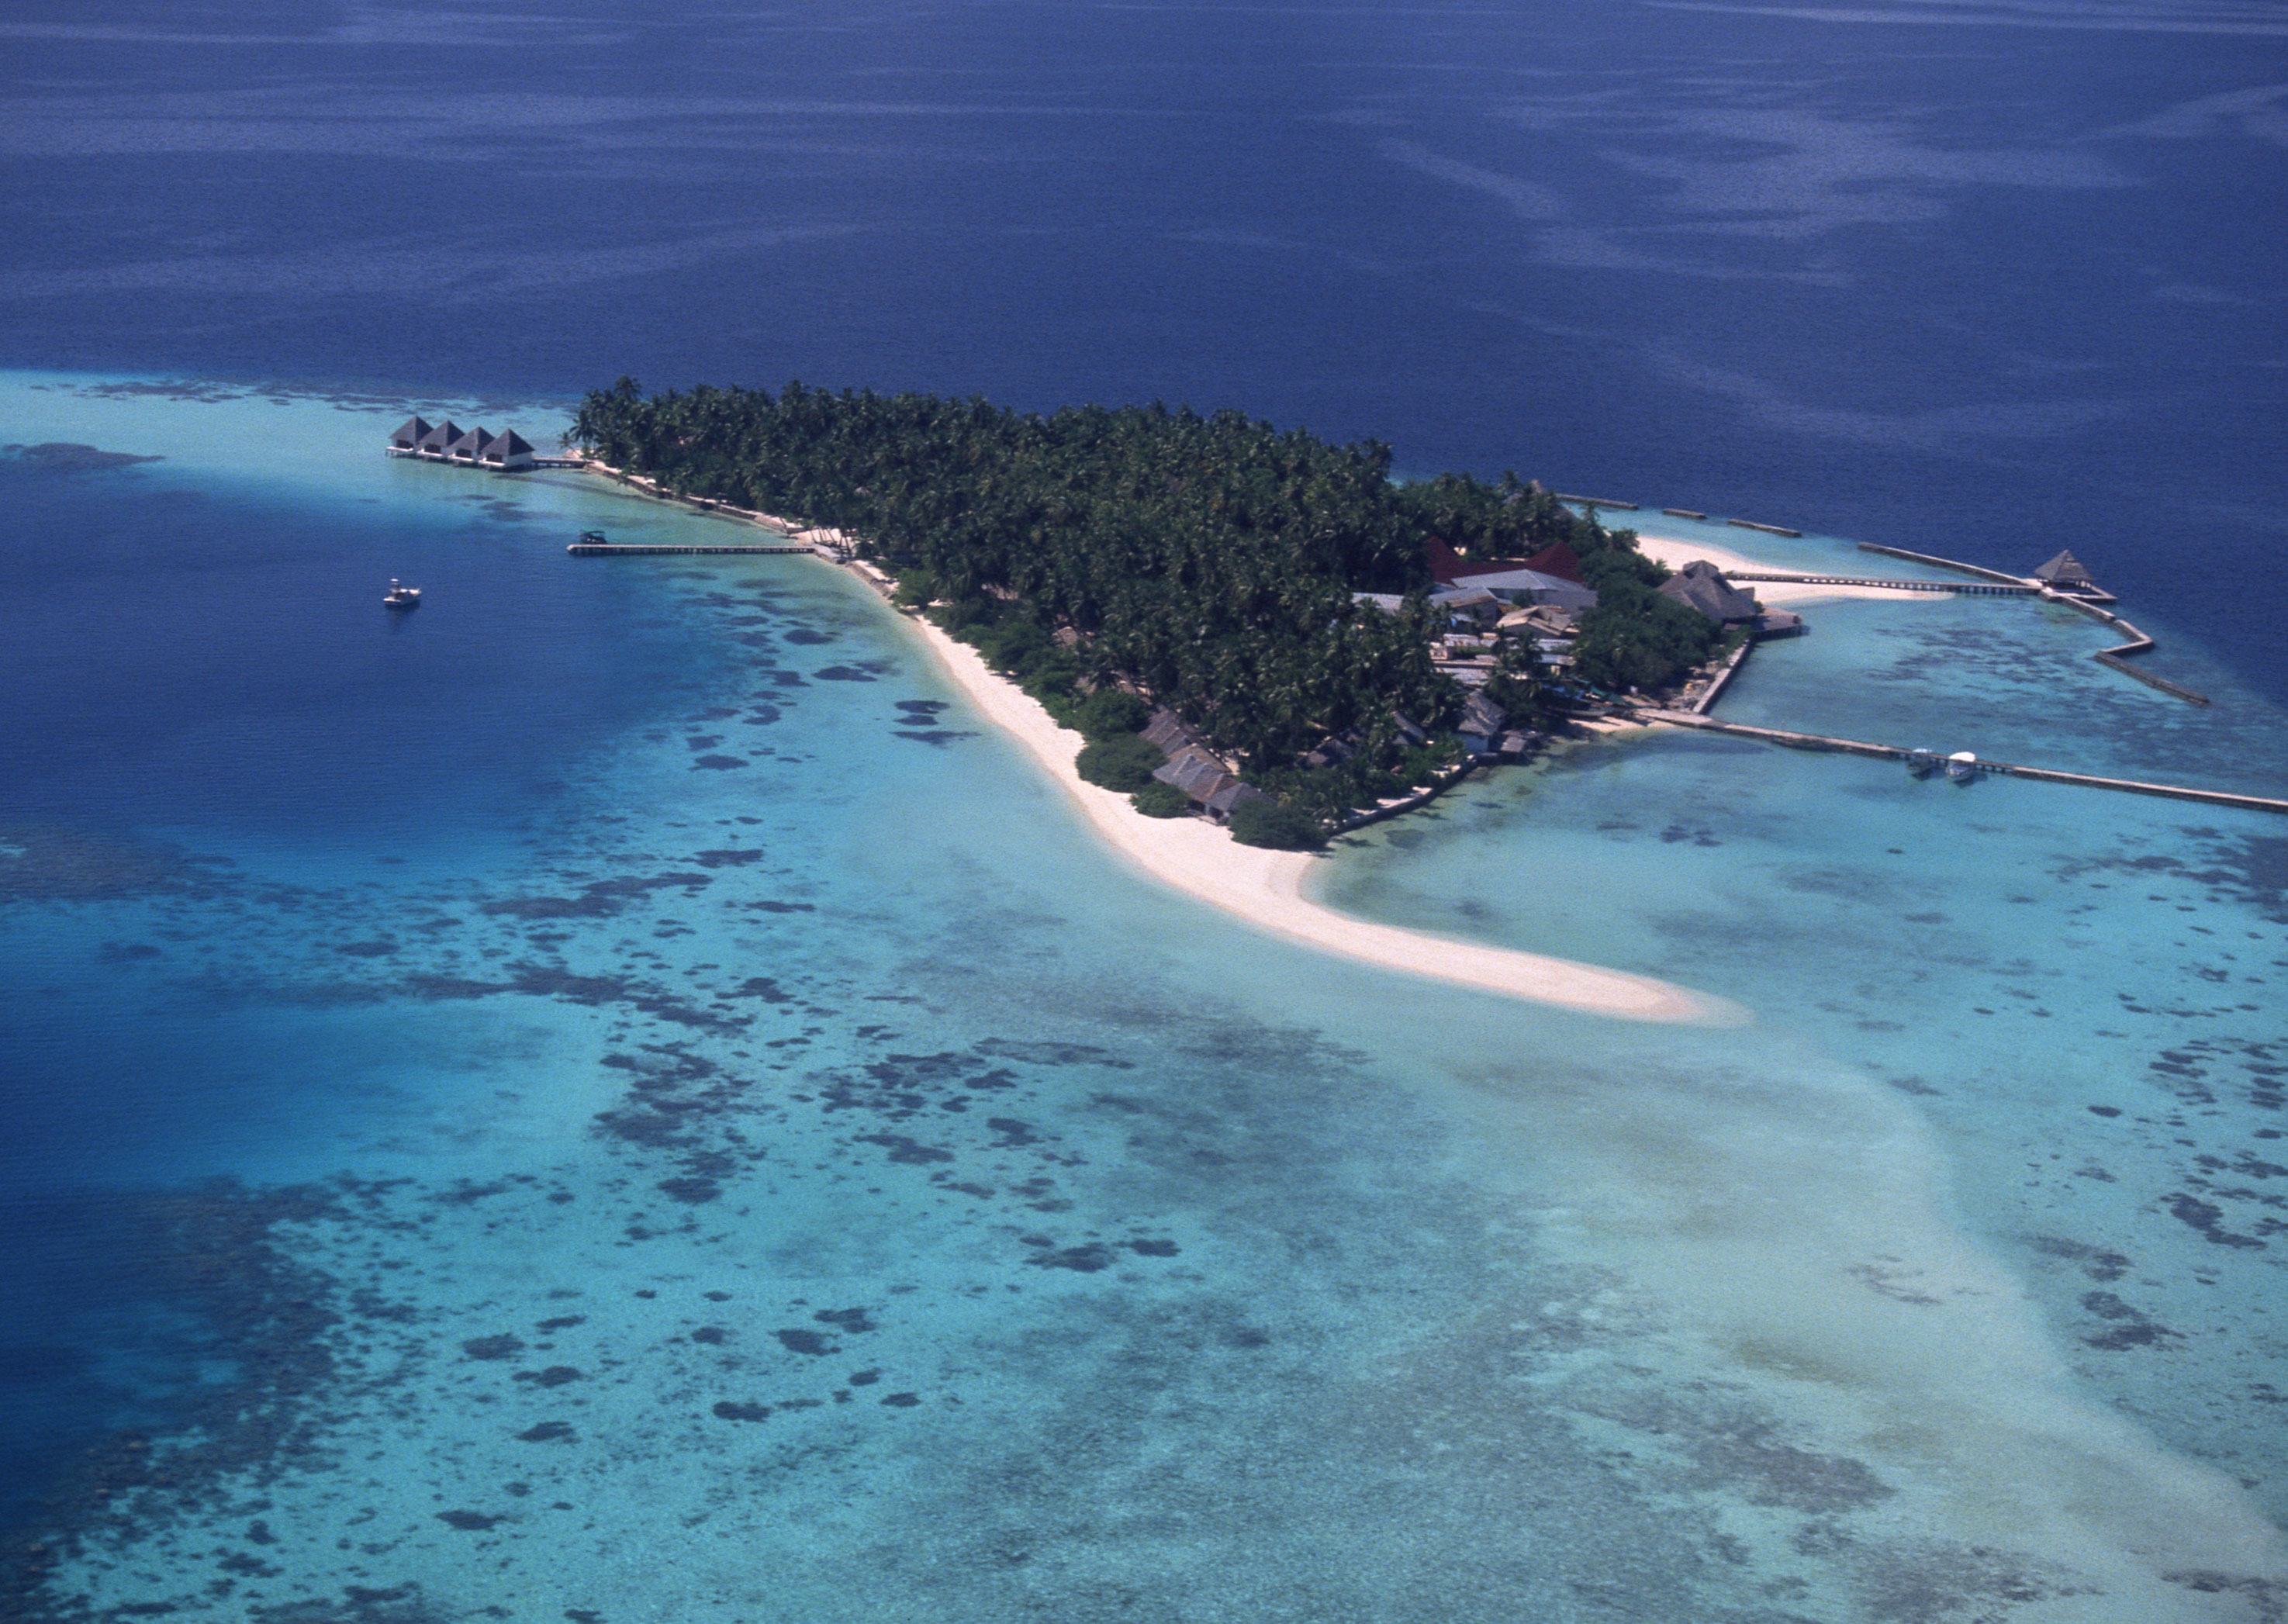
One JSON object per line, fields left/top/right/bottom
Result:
{"left": 445, "top": 427, "right": 496, "bottom": 458}
{"left": 483, "top": 428, "right": 536, "bottom": 459}
{"left": 416, "top": 420, "right": 462, "bottom": 451}
{"left": 1520, "top": 541, "right": 1585, "bottom": 583}
{"left": 1142, "top": 708, "right": 1214, "bottom": 758}
{"left": 1460, "top": 692, "right": 1509, "bottom": 735}
{"left": 391, "top": 415, "right": 432, "bottom": 447}
{"left": 2034, "top": 549, "right": 2096, "bottom": 586}
{"left": 1657, "top": 558, "right": 1763, "bottom": 624}
{"left": 1204, "top": 781, "right": 1273, "bottom": 817}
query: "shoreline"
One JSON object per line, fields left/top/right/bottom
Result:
{"left": 566, "top": 461, "right": 1745, "bottom": 1023}
{"left": 894, "top": 606, "right": 1747, "bottom": 1028}
{"left": 1633, "top": 531, "right": 1944, "bottom": 603}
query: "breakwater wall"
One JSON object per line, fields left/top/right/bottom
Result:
{"left": 1635, "top": 710, "right": 2281, "bottom": 814}
{"left": 1853, "top": 542, "right": 2031, "bottom": 586}
{"left": 1727, "top": 517, "right": 1802, "bottom": 538}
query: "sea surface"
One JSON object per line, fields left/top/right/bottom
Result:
{"left": 2, "top": 2, "right": 2286, "bottom": 1619}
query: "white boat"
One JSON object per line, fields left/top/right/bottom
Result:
{"left": 384, "top": 578, "right": 422, "bottom": 610}
{"left": 1905, "top": 749, "right": 1941, "bottom": 779}
{"left": 1944, "top": 750, "right": 1978, "bottom": 783}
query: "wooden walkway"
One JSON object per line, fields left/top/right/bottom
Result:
{"left": 568, "top": 542, "right": 817, "bottom": 556}
{"left": 1723, "top": 571, "right": 2037, "bottom": 596}
{"left": 1635, "top": 710, "right": 2283, "bottom": 814}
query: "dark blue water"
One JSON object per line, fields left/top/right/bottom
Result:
{"left": 2, "top": 0, "right": 2286, "bottom": 1598}
{"left": 1, "top": 1, "right": 2280, "bottom": 694}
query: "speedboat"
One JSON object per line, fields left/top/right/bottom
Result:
{"left": 1944, "top": 750, "right": 1978, "bottom": 783}
{"left": 1905, "top": 749, "right": 1940, "bottom": 779}
{"left": 384, "top": 578, "right": 422, "bottom": 610}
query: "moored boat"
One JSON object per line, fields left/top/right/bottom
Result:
{"left": 1905, "top": 748, "right": 1941, "bottom": 779}
{"left": 1945, "top": 750, "right": 1978, "bottom": 783}
{"left": 384, "top": 578, "right": 422, "bottom": 610}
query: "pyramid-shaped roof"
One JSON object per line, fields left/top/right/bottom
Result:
{"left": 1657, "top": 559, "right": 1761, "bottom": 624}
{"left": 2034, "top": 549, "right": 2096, "bottom": 586}
{"left": 417, "top": 420, "right": 462, "bottom": 452}
{"left": 489, "top": 428, "right": 534, "bottom": 458}
{"left": 391, "top": 415, "right": 432, "bottom": 449}
{"left": 1520, "top": 541, "right": 1585, "bottom": 583}
{"left": 445, "top": 426, "right": 495, "bottom": 458}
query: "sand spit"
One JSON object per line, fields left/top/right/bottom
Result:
{"left": 569, "top": 464, "right": 1735, "bottom": 1023}
{"left": 897, "top": 611, "right": 1743, "bottom": 1028}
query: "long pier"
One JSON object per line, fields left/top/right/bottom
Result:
{"left": 1723, "top": 571, "right": 2037, "bottom": 597}
{"left": 568, "top": 541, "right": 817, "bottom": 556}
{"left": 1634, "top": 710, "right": 2282, "bottom": 814}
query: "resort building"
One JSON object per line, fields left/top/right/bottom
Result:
{"left": 389, "top": 416, "right": 538, "bottom": 471}
{"left": 1143, "top": 710, "right": 1274, "bottom": 821}
{"left": 1424, "top": 537, "right": 1599, "bottom": 613}
{"left": 2034, "top": 549, "right": 2099, "bottom": 592}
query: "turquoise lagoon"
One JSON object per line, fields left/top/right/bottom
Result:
{"left": 4, "top": 376, "right": 2286, "bottom": 1621}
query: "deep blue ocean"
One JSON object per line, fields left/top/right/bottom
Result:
{"left": 3, "top": 3, "right": 2286, "bottom": 1619}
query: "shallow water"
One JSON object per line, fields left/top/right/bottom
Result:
{"left": 3, "top": 377, "right": 2284, "bottom": 1620}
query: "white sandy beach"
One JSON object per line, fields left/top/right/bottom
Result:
{"left": 1633, "top": 531, "right": 1943, "bottom": 604}
{"left": 896, "top": 608, "right": 1744, "bottom": 1028}
{"left": 575, "top": 465, "right": 1741, "bottom": 1023}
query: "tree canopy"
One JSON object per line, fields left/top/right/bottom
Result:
{"left": 572, "top": 378, "right": 1706, "bottom": 775}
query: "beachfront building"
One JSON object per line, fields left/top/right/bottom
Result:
{"left": 1142, "top": 710, "right": 1274, "bottom": 821}
{"left": 389, "top": 416, "right": 538, "bottom": 470}
{"left": 2034, "top": 549, "right": 2099, "bottom": 592}
{"left": 1657, "top": 559, "right": 1763, "bottom": 625}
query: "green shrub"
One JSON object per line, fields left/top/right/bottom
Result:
{"left": 1072, "top": 687, "right": 1151, "bottom": 741}
{"left": 1227, "top": 798, "right": 1325, "bottom": 851}
{"left": 1130, "top": 781, "right": 1192, "bottom": 818}
{"left": 1077, "top": 733, "right": 1167, "bottom": 792}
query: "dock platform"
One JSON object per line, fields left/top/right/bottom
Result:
{"left": 569, "top": 541, "right": 818, "bottom": 556}
{"left": 1722, "top": 571, "right": 2037, "bottom": 597}
{"left": 1634, "top": 710, "right": 2280, "bottom": 814}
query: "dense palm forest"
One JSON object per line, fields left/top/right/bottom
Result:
{"left": 572, "top": 379, "right": 1712, "bottom": 817}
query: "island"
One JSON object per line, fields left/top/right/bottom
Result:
{"left": 569, "top": 378, "right": 1764, "bottom": 849}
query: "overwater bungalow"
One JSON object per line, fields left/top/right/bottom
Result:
{"left": 2034, "top": 549, "right": 2100, "bottom": 593}
{"left": 388, "top": 416, "right": 537, "bottom": 470}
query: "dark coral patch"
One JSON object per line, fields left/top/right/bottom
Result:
{"left": 437, "top": 1510, "right": 505, "bottom": 1531}
{"left": 692, "top": 755, "right": 748, "bottom": 770}
{"left": 773, "top": 1329, "right": 838, "bottom": 1356}
{"left": 713, "top": 1401, "right": 771, "bottom": 1422}
{"left": 513, "top": 1366, "right": 584, "bottom": 1387}
{"left": 462, "top": 1335, "right": 525, "bottom": 1361}
{"left": 516, "top": 1422, "right": 575, "bottom": 1443}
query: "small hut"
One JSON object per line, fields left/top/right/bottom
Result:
{"left": 444, "top": 426, "right": 496, "bottom": 464}
{"left": 479, "top": 428, "right": 536, "bottom": 470}
{"left": 2034, "top": 549, "right": 2099, "bottom": 592}
{"left": 389, "top": 416, "right": 433, "bottom": 452}
{"left": 1657, "top": 559, "right": 1763, "bottom": 625}
{"left": 415, "top": 420, "right": 462, "bottom": 458}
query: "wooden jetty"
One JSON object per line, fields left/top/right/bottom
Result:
{"left": 1728, "top": 517, "right": 1802, "bottom": 538}
{"left": 2039, "top": 589, "right": 2210, "bottom": 705}
{"left": 569, "top": 541, "right": 817, "bottom": 556}
{"left": 1722, "top": 570, "right": 2037, "bottom": 597}
{"left": 1634, "top": 710, "right": 2281, "bottom": 814}
{"left": 1554, "top": 493, "right": 1640, "bottom": 510}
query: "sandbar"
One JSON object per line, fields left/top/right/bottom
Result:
{"left": 897, "top": 609, "right": 1746, "bottom": 1028}
{"left": 1633, "top": 532, "right": 1942, "bottom": 604}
